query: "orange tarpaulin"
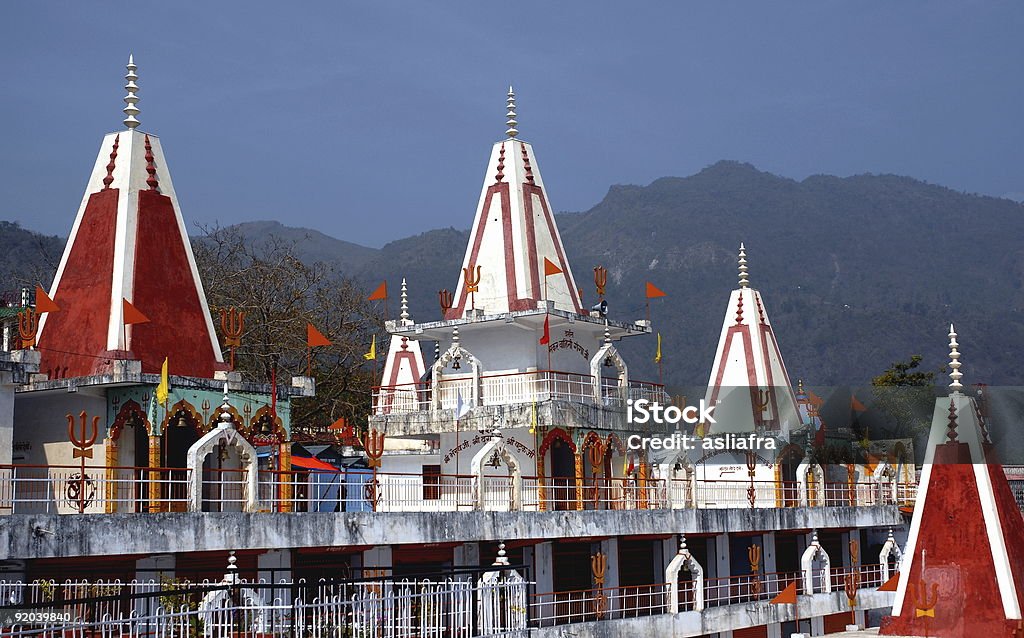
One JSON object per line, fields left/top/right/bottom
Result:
{"left": 290, "top": 455, "right": 339, "bottom": 472}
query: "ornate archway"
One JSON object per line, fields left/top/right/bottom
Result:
{"left": 186, "top": 409, "right": 259, "bottom": 513}
{"left": 537, "top": 427, "right": 576, "bottom": 511}
{"left": 106, "top": 399, "right": 153, "bottom": 513}
{"left": 590, "top": 336, "right": 628, "bottom": 406}
{"left": 431, "top": 331, "right": 482, "bottom": 416}
{"left": 470, "top": 431, "right": 522, "bottom": 511}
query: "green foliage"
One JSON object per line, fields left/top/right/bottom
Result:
{"left": 870, "top": 355, "right": 937, "bottom": 440}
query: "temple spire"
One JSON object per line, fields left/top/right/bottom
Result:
{"left": 738, "top": 243, "right": 749, "bottom": 288}
{"left": 123, "top": 54, "right": 140, "bottom": 130}
{"left": 948, "top": 323, "right": 963, "bottom": 394}
{"left": 400, "top": 277, "right": 410, "bottom": 324}
{"left": 505, "top": 86, "right": 518, "bottom": 139}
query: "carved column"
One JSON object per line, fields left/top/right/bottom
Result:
{"left": 105, "top": 437, "right": 118, "bottom": 513}
{"left": 574, "top": 452, "right": 584, "bottom": 511}
{"left": 279, "top": 441, "right": 292, "bottom": 513}
{"left": 148, "top": 435, "right": 162, "bottom": 512}
{"left": 536, "top": 450, "right": 547, "bottom": 512}
{"left": 638, "top": 461, "right": 649, "bottom": 510}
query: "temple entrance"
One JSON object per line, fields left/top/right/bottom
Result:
{"left": 110, "top": 401, "right": 151, "bottom": 513}
{"left": 164, "top": 406, "right": 202, "bottom": 512}
{"left": 776, "top": 445, "right": 802, "bottom": 507}
{"left": 549, "top": 439, "right": 575, "bottom": 511}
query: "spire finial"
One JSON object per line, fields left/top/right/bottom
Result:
{"left": 123, "top": 54, "right": 141, "bottom": 130}
{"left": 948, "top": 323, "right": 963, "bottom": 394}
{"left": 738, "top": 242, "right": 749, "bottom": 288}
{"left": 400, "top": 278, "right": 410, "bottom": 324}
{"left": 505, "top": 86, "right": 518, "bottom": 139}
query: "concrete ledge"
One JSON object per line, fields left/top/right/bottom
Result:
{"left": 530, "top": 592, "right": 894, "bottom": 638}
{"left": 0, "top": 505, "right": 903, "bottom": 560}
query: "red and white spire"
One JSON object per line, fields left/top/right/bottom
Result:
{"left": 447, "top": 88, "right": 582, "bottom": 319}
{"left": 37, "top": 56, "right": 224, "bottom": 379}
{"left": 883, "top": 325, "right": 1024, "bottom": 637}
{"left": 377, "top": 279, "right": 426, "bottom": 413}
{"left": 702, "top": 244, "right": 801, "bottom": 438}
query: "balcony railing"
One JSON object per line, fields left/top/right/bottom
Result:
{"left": 0, "top": 464, "right": 918, "bottom": 515}
{"left": 372, "top": 369, "right": 668, "bottom": 415}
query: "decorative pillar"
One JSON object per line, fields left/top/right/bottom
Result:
{"left": 536, "top": 450, "right": 547, "bottom": 512}
{"left": 105, "top": 437, "right": 118, "bottom": 513}
{"left": 638, "top": 461, "right": 649, "bottom": 509}
{"left": 279, "top": 441, "right": 292, "bottom": 513}
{"left": 148, "top": 435, "right": 162, "bottom": 512}
{"left": 574, "top": 452, "right": 584, "bottom": 511}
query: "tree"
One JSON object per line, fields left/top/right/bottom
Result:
{"left": 192, "top": 225, "right": 381, "bottom": 439}
{"left": 870, "top": 355, "right": 937, "bottom": 442}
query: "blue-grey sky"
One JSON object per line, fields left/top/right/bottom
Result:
{"left": 2, "top": 2, "right": 1022, "bottom": 247}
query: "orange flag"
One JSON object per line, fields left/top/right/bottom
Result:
{"left": 646, "top": 282, "right": 667, "bottom": 298}
{"left": 878, "top": 573, "right": 900, "bottom": 592}
{"left": 122, "top": 298, "right": 150, "bottom": 325}
{"left": 307, "top": 323, "right": 332, "bottom": 347}
{"left": 539, "top": 315, "right": 550, "bottom": 345}
{"left": 770, "top": 581, "right": 797, "bottom": 604}
{"left": 543, "top": 257, "right": 562, "bottom": 276}
{"left": 851, "top": 395, "right": 867, "bottom": 413}
{"left": 35, "top": 285, "right": 59, "bottom": 314}
{"left": 367, "top": 281, "right": 388, "bottom": 301}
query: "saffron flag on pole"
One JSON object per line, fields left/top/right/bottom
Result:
{"left": 34, "top": 285, "right": 60, "bottom": 314}
{"left": 770, "top": 581, "right": 797, "bottom": 604}
{"left": 307, "top": 323, "right": 332, "bottom": 347}
{"left": 654, "top": 332, "right": 662, "bottom": 363}
{"left": 543, "top": 258, "right": 562, "bottom": 276}
{"left": 122, "top": 298, "right": 150, "bottom": 324}
{"left": 155, "top": 357, "right": 169, "bottom": 406}
{"left": 367, "top": 281, "right": 388, "bottom": 301}
{"left": 539, "top": 315, "right": 550, "bottom": 345}
{"left": 645, "top": 282, "right": 667, "bottom": 298}
{"left": 363, "top": 335, "right": 377, "bottom": 361}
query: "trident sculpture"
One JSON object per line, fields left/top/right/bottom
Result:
{"left": 219, "top": 307, "right": 245, "bottom": 371}
{"left": 587, "top": 441, "right": 605, "bottom": 508}
{"left": 362, "top": 429, "right": 385, "bottom": 511}
{"left": 591, "top": 550, "right": 607, "bottom": 618}
{"left": 463, "top": 265, "right": 482, "bottom": 311}
{"left": 438, "top": 289, "right": 454, "bottom": 317}
{"left": 745, "top": 451, "right": 758, "bottom": 508}
{"left": 910, "top": 578, "right": 939, "bottom": 638}
{"left": 17, "top": 307, "right": 38, "bottom": 349}
{"left": 748, "top": 544, "right": 763, "bottom": 597}
{"left": 844, "top": 539, "right": 860, "bottom": 625}
{"left": 67, "top": 411, "right": 100, "bottom": 513}
{"left": 593, "top": 266, "right": 607, "bottom": 300}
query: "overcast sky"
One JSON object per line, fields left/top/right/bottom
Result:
{"left": 2, "top": 2, "right": 1022, "bottom": 247}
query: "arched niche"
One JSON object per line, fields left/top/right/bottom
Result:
{"left": 248, "top": 404, "right": 286, "bottom": 446}
{"left": 879, "top": 529, "right": 904, "bottom": 582}
{"left": 107, "top": 399, "right": 153, "bottom": 513}
{"left": 801, "top": 531, "right": 831, "bottom": 594}
{"left": 796, "top": 455, "right": 825, "bottom": 507}
{"left": 666, "top": 535, "right": 705, "bottom": 612}
{"left": 658, "top": 450, "right": 696, "bottom": 509}
{"left": 431, "top": 340, "right": 482, "bottom": 415}
{"left": 470, "top": 431, "right": 521, "bottom": 511}
{"left": 186, "top": 412, "right": 259, "bottom": 513}
{"left": 774, "top": 443, "right": 804, "bottom": 507}
{"left": 590, "top": 341, "right": 628, "bottom": 405}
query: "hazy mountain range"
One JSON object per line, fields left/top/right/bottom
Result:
{"left": 5, "top": 160, "right": 1024, "bottom": 387}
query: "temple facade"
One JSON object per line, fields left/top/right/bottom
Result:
{"left": 0, "top": 58, "right": 1020, "bottom": 638}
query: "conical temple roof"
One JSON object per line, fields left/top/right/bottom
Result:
{"left": 882, "top": 325, "right": 1024, "bottom": 637}
{"left": 702, "top": 244, "right": 801, "bottom": 438}
{"left": 37, "top": 57, "right": 223, "bottom": 379}
{"left": 447, "top": 88, "right": 582, "bottom": 319}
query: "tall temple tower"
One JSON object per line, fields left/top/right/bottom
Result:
{"left": 372, "top": 88, "right": 656, "bottom": 497}
{"left": 702, "top": 244, "right": 802, "bottom": 439}
{"left": 36, "top": 55, "right": 224, "bottom": 379}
